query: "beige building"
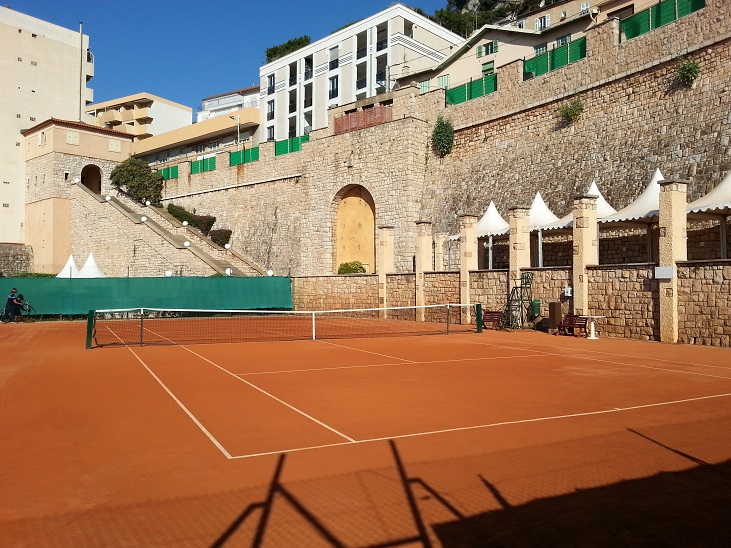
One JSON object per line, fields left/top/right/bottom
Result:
{"left": 21, "top": 119, "right": 133, "bottom": 273}
{"left": 0, "top": 6, "right": 94, "bottom": 244}
{"left": 85, "top": 92, "right": 192, "bottom": 141}
{"left": 197, "top": 86, "right": 260, "bottom": 123}
{"left": 258, "top": 2, "right": 464, "bottom": 142}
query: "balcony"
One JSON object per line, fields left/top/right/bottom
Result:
{"left": 333, "top": 105, "right": 393, "bottom": 135}
{"left": 357, "top": 47, "right": 367, "bottom": 59}
{"left": 303, "top": 97, "right": 312, "bottom": 109}
{"left": 267, "top": 85, "right": 275, "bottom": 95}
{"left": 289, "top": 75, "right": 297, "bottom": 86}
{"left": 376, "top": 39, "right": 388, "bottom": 51}
{"left": 304, "top": 68, "right": 313, "bottom": 80}
{"left": 328, "top": 88, "right": 338, "bottom": 100}
{"left": 288, "top": 102, "right": 297, "bottom": 114}
{"left": 329, "top": 59, "right": 339, "bottom": 70}
{"left": 356, "top": 78, "right": 367, "bottom": 90}
{"left": 101, "top": 110, "right": 121, "bottom": 124}
{"left": 266, "top": 111, "right": 274, "bottom": 121}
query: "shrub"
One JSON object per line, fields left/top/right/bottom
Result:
{"left": 432, "top": 116, "right": 454, "bottom": 157}
{"left": 558, "top": 95, "right": 584, "bottom": 125}
{"left": 338, "top": 261, "right": 366, "bottom": 274}
{"left": 167, "top": 203, "right": 197, "bottom": 226}
{"left": 110, "top": 157, "right": 164, "bottom": 205}
{"left": 195, "top": 215, "right": 216, "bottom": 236}
{"left": 676, "top": 57, "right": 700, "bottom": 87}
{"left": 13, "top": 272, "right": 56, "bottom": 278}
{"left": 209, "top": 229, "right": 232, "bottom": 247}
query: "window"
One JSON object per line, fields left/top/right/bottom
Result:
{"left": 534, "top": 43, "right": 548, "bottom": 55}
{"left": 329, "top": 47, "right": 339, "bottom": 70}
{"left": 556, "top": 34, "right": 571, "bottom": 47}
{"left": 17, "top": 57, "right": 22, "bottom": 62}
{"left": 267, "top": 74, "right": 275, "bottom": 94}
{"left": 328, "top": 76, "right": 339, "bottom": 99}
{"left": 267, "top": 100, "right": 275, "bottom": 121}
{"left": 16, "top": 114, "right": 21, "bottom": 118}
{"left": 267, "top": 126, "right": 274, "bottom": 141}
{"left": 419, "top": 80, "right": 430, "bottom": 94}
{"left": 2, "top": 204, "right": 9, "bottom": 208}
{"left": 482, "top": 61, "right": 495, "bottom": 76}
{"left": 516, "top": 19, "right": 526, "bottom": 29}
{"left": 30, "top": 117, "right": 36, "bottom": 121}
{"left": 477, "top": 39, "right": 498, "bottom": 58}
{"left": 535, "top": 15, "right": 550, "bottom": 30}
{"left": 209, "top": 140, "right": 219, "bottom": 150}
{"left": 195, "top": 144, "right": 205, "bottom": 153}
{"left": 580, "top": 2, "right": 590, "bottom": 14}
{"left": 31, "top": 61, "right": 37, "bottom": 66}
{"left": 438, "top": 75, "right": 450, "bottom": 89}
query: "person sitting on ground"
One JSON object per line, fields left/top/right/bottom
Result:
{"left": 3, "top": 288, "right": 19, "bottom": 323}
{"left": 13, "top": 293, "right": 25, "bottom": 323}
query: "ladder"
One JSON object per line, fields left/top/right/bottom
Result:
{"left": 500, "top": 272, "right": 534, "bottom": 330}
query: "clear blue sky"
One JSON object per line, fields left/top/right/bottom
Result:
{"left": 9, "top": 1, "right": 448, "bottom": 111}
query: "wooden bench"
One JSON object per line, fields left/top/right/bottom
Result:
{"left": 482, "top": 310, "right": 504, "bottom": 330}
{"left": 556, "top": 314, "right": 588, "bottom": 337}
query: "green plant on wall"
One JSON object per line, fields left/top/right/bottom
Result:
{"left": 337, "top": 261, "right": 366, "bottom": 274}
{"left": 558, "top": 95, "right": 585, "bottom": 125}
{"left": 676, "top": 57, "right": 700, "bottom": 87}
{"left": 432, "top": 116, "right": 454, "bottom": 157}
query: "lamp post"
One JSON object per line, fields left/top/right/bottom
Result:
{"left": 229, "top": 114, "right": 240, "bottom": 150}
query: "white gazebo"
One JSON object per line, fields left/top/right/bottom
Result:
{"left": 477, "top": 201, "right": 509, "bottom": 269}
{"left": 56, "top": 255, "right": 81, "bottom": 278}
{"left": 687, "top": 169, "right": 731, "bottom": 259}
{"left": 78, "top": 253, "right": 106, "bottom": 278}
{"left": 529, "top": 192, "right": 559, "bottom": 267}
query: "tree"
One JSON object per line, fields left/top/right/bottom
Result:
{"left": 110, "top": 158, "right": 164, "bottom": 205}
{"left": 265, "top": 36, "right": 311, "bottom": 63}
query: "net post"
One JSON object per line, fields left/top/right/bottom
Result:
{"left": 139, "top": 308, "right": 144, "bottom": 347}
{"left": 476, "top": 303, "right": 483, "bottom": 334}
{"left": 446, "top": 304, "right": 451, "bottom": 334}
{"left": 311, "top": 311, "right": 316, "bottom": 340}
{"left": 85, "top": 310, "right": 95, "bottom": 349}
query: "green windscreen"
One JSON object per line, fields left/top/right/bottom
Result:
{"left": 2, "top": 276, "right": 293, "bottom": 315}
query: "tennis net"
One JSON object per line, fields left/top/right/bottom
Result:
{"left": 86, "top": 304, "right": 483, "bottom": 348}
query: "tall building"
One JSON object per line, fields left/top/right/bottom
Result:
{"left": 258, "top": 3, "right": 463, "bottom": 142}
{"left": 0, "top": 6, "right": 94, "bottom": 244}
{"left": 197, "top": 86, "right": 260, "bottom": 123}
{"left": 85, "top": 93, "right": 193, "bottom": 140}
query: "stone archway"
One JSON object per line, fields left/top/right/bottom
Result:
{"left": 334, "top": 185, "right": 375, "bottom": 273}
{"left": 81, "top": 164, "right": 102, "bottom": 194}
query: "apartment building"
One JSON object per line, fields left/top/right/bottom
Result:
{"left": 0, "top": 6, "right": 94, "bottom": 244}
{"left": 197, "top": 86, "right": 260, "bottom": 123}
{"left": 258, "top": 3, "right": 464, "bottom": 142}
{"left": 86, "top": 93, "right": 192, "bottom": 141}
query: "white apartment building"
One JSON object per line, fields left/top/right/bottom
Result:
{"left": 0, "top": 6, "right": 94, "bottom": 244}
{"left": 197, "top": 86, "right": 260, "bottom": 123}
{"left": 259, "top": 3, "right": 464, "bottom": 141}
{"left": 86, "top": 92, "right": 192, "bottom": 140}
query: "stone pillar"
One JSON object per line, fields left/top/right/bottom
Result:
{"left": 415, "top": 221, "right": 432, "bottom": 320}
{"left": 658, "top": 180, "right": 688, "bottom": 343}
{"left": 458, "top": 215, "right": 478, "bottom": 324}
{"left": 508, "top": 206, "right": 531, "bottom": 290}
{"left": 377, "top": 226, "right": 395, "bottom": 316}
{"left": 572, "top": 194, "right": 598, "bottom": 315}
{"left": 434, "top": 233, "right": 448, "bottom": 272}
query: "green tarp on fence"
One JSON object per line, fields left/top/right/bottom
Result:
{"left": 1, "top": 276, "right": 293, "bottom": 315}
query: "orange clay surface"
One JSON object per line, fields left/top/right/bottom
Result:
{"left": 1, "top": 321, "right": 730, "bottom": 546}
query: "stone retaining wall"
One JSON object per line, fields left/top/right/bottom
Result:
{"left": 0, "top": 244, "right": 33, "bottom": 277}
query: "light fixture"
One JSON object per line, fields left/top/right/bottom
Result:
{"left": 164, "top": 270, "right": 173, "bottom": 277}
{"left": 105, "top": 196, "right": 111, "bottom": 201}
{"left": 140, "top": 216, "right": 147, "bottom": 222}
{"left": 224, "top": 243, "right": 231, "bottom": 250}
{"left": 225, "top": 267, "right": 232, "bottom": 276}
{"left": 182, "top": 220, "right": 188, "bottom": 226}
{"left": 145, "top": 200, "right": 150, "bottom": 206}
{"left": 267, "top": 269, "right": 274, "bottom": 276}
{"left": 183, "top": 241, "right": 190, "bottom": 247}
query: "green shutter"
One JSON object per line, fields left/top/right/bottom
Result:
{"left": 621, "top": 9, "right": 651, "bottom": 40}
{"left": 524, "top": 51, "right": 549, "bottom": 78}
{"left": 568, "top": 37, "right": 587, "bottom": 63}
{"left": 477, "top": 45, "right": 483, "bottom": 58}
{"left": 446, "top": 84, "right": 467, "bottom": 105}
{"left": 274, "top": 139, "right": 289, "bottom": 156}
{"left": 250, "top": 147, "right": 259, "bottom": 162}
{"left": 678, "top": 0, "right": 705, "bottom": 18}
{"left": 191, "top": 160, "right": 201, "bottom": 174}
{"left": 484, "top": 73, "right": 497, "bottom": 94}
{"left": 493, "top": 39, "right": 498, "bottom": 52}
{"left": 229, "top": 150, "right": 243, "bottom": 166}
{"left": 171, "top": 165, "right": 178, "bottom": 179}
{"left": 651, "top": 0, "right": 677, "bottom": 29}
{"left": 550, "top": 43, "right": 569, "bottom": 71}
{"left": 206, "top": 157, "right": 216, "bottom": 171}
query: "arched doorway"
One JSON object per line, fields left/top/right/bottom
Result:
{"left": 81, "top": 164, "right": 102, "bottom": 194}
{"left": 334, "top": 185, "right": 375, "bottom": 273}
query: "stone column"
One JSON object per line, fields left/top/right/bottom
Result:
{"left": 658, "top": 180, "right": 688, "bottom": 343}
{"left": 415, "top": 221, "right": 432, "bottom": 321}
{"left": 434, "top": 233, "right": 448, "bottom": 272}
{"left": 572, "top": 194, "right": 598, "bottom": 315}
{"left": 377, "top": 226, "right": 395, "bottom": 317}
{"left": 458, "top": 215, "right": 478, "bottom": 324}
{"left": 508, "top": 206, "right": 531, "bottom": 290}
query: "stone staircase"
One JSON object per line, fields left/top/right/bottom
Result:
{"left": 73, "top": 183, "right": 266, "bottom": 276}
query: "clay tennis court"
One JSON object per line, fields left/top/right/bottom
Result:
{"left": 1, "top": 321, "right": 730, "bottom": 546}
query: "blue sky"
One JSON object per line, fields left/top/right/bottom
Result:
{"left": 9, "top": 1, "right": 448, "bottom": 111}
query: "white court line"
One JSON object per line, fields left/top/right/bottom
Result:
{"left": 238, "top": 353, "right": 541, "bottom": 376}
{"left": 179, "top": 345, "right": 356, "bottom": 443}
{"left": 228, "top": 391, "right": 731, "bottom": 459}
{"left": 451, "top": 337, "right": 731, "bottom": 380}
{"left": 316, "top": 339, "right": 418, "bottom": 363}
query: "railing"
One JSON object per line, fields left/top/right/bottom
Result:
{"left": 357, "top": 47, "right": 367, "bottom": 59}
{"left": 304, "top": 68, "right": 313, "bottom": 80}
{"left": 288, "top": 102, "right": 297, "bottom": 113}
{"left": 229, "top": 147, "right": 260, "bottom": 166}
{"left": 303, "top": 97, "right": 312, "bottom": 108}
{"left": 289, "top": 75, "right": 297, "bottom": 86}
{"left": 267, "top": 111, "right": 274, "bottom": 121}
{"left": 328, "top": 88, "right": 338, "bottom": 99}
{"left": 329, "top": 59, "right": 339, "bottom": 70}
{"left": 333, "top": 105, "right": 394, "bottom": 135}
{"left": 620, "top": 0, "right": 705, "bottom": 42}
{"left": 267, "top": 85, "right": 275, "bottom": 95}
{"left": 523, "top": 36, "right": 586, "bottom": 80}
{"left": 274, "top": 135, "right": 310, "bottom": 156}
{"left": 376, "top": 39, "right": 388, "bottom": 51}
{"left": 446, "top": 74, "right": 498, "bottom": 106}
{"left": 356, "top": 78, "right": 367, "bottom": 90}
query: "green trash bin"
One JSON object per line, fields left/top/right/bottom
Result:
{"left": 530, "top": 299, "right": 541, "bottom": 319}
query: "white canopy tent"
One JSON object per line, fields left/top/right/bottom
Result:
{"left": 56, "top": 255, "right": 81, "bottom": 278}
{"left": 536, "top": 181, "right": 618, "bottom": 231}
{"left": 477, "top": 201, "right": 509, "bottom": 269}
{"left": 599, "top": 168, "right": 665, "bottom": 224}
{"left": 78, "top": 252, "right": 106, "bottom": 278}
{"left": 529, "top": 192, "right": 559, "bottom": 267}
{"left": 687, "top": 169, "right": 731, "bottom": 259}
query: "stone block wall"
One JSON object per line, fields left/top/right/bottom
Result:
{"left": 677, "top": 261, "right": 731, "bottom": 346}
{"left": 587, "top": 265, "right": 659, "bottom": 340}
{"left": 26, "top": 152, "right": 118, "bottom": 204}
{"left": 424, "top": 272, "right": 459, "bottom": 306}
{"left": 469, "top": 270, "right": 509, "bottom": 311}
{"left": 291, "top": 275, "right": 379, "bottom": 311}
{"left": 386, "top": 273, "right": 416, "bottom": 308}
{"left": 529, "top": 268, "right": 573, "bottom": 318}
{"left": 0, "top": 244, "right": 33, "bottom": 277}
